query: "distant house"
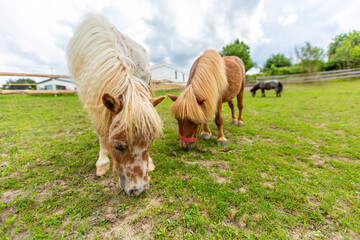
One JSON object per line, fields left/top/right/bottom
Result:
{"left": 36, "top": 78, "right": 76, "bottom": 90}
{"left": 151, "top": 63, "right": 189, "bottom": 82}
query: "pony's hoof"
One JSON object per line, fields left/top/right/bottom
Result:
{"left": 148, "top": 157, "right": 155, "bottom": 172}
{"left": 201, "top": 134, "right": 211, "bottom": 140}
{"left": 148, "top": 162, "right": 155, "bottom": 172}
{"left": 217, "top": 137, "right": 227, "bottom": 146}
{"left": 96, "top": 163, "right": 110, "bottom": 176}
{"left": 232, "top": 120, "right": 237, "bottom": 125}
{"left": 237, "top": 123, "right": 243, "bottom": 127}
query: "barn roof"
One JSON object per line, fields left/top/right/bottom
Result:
{"left": 151, "top": 62, "right": 188, "bottom": 73}
{"left": 37, "top": 78, "right": 73, "bottom": 84}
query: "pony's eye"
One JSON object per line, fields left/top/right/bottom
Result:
{"left": 114, "top": 143, "right": 126, "bottom": 151}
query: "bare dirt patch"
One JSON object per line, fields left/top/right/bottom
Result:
{"left": 262, "top": 182, "right": 274, "bottom": 189}
{"left": 334, "top": 129, "right": 345, "bottom": 135}
{"left": 309, "top": 154, "right": 326, "bottom": 166}
{"left": 88, "top": 198, "right": 162, "bottom": 239}
{"left": 338, "top": 157, "right": 359, "bottom": 163}
{"left": 0, "top": 189, "right": 25, "bottom": 204}
{"left": 223, "top": 210, "right": 246, "bottom": 230}
{"left": 241, "top": 136, "right": 253, "bottom": 145}
{"left": 182, "top": 158, "right": 231, "bottom": 184}
{"left": 314, "top": 122, "right": 327, "bottom": 129}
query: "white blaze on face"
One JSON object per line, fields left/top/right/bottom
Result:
{"left": 121, "top": 143, "right": 151, "bottom": 196}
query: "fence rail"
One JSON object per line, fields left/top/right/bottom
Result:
{"left": 0, "top": 90, "right": 77, "bottom": 95}
{"left": 0, "top": 72, "right": 71, "bottom": 79}
{"left": 151, "top": 80, "right": 186, "bottom": 91}
{"left": 2, "top": 69, "right": 360, "bottom": 94}
{"left": 253, "top": 68, "right": 360, "bottom": 84}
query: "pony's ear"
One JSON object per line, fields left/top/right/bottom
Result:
{"left": 151, "top": 96, "right": 165, "bottom": 107}
{"left": 196, "top": 97, "right": 206, "bottom": 105}
{"left": 102, "top": 93, "right": 122, "bottom": 113}
{"left": 168, "top": 94, "right": 178, "bottom": 102}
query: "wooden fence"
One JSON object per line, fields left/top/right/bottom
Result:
{"left": 152, "top": 68, "right": 360, "bottom": 90}
{"left": 0, "top": 72, "right": 74, "bottom": 95}
{"left": 2, "top": 69, "right": 360, "bottom": 94}
{"left": 0, "top": 90, "right": 77, "bottom": 95}
{"left": 248, "top": 68, "right": 360, "bottom": 85}
{"left": 151, "top": 80, "right": 186, "bottom": 91}
{"left": 0, "top": 72, "right": 71, "bottom": 79}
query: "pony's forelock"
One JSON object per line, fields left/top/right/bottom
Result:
{"left": 109, "top": 79, "right": 163, "bottom": 143}
{"left": 170, "top": 87, "right": 207, "bottom": 124}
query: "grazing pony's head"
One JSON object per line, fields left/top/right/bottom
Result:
{"left": 169, "top": 50, "right": 227, "bottom": 150}
{"left": 168, "top": 89, "right": 206, "bottom": 150}
{"left": 102, "top": 87, "right": 165, "bottom": 196}
{"left": 250, "top": 83, "right": 260, "bottom": 97}
{"left": 67, "top": 14, "right": 165, "bottom": 196}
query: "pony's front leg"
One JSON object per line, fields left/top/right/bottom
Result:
{"left": 201, "top": 122, "right": 212, "bottom": 140}
{"left": 215, "top": 101, "right": 227, "bottom": 146}
{"left": 261, "top": 89, "right": 265, "bottom": 97}
{"left": 96, "top": 136, "right": 110, "bottom": 176}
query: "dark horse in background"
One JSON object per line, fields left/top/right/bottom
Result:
{"left": 250, "top": 80, "right": 283, "bottom": 97}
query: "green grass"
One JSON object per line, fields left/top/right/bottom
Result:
{"left": 1, "top": 79, "right": 360, "bottom": 239}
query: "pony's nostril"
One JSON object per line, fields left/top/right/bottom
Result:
{"left": 186, "top": 143, "right": 194, "bottom": 150}
{"left": 129, "top": 189, "right": 137, "bottom": 196}
{"left": 128, "top": 188, "right": 141, "bottom": 197}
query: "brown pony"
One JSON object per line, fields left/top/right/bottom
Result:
{"left": 168, "top": 49, "right": 245, "bottom": 150}
{"left": 67, "top": 14, "right": 165, "bottom": 196}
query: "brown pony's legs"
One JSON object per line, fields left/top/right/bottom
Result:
{"left": 201, "top": 122, "right": 211, "bottom": 140}
{"left": 228, "top": 100, "right": 237, "bottom": 125}
{"left": 237, "top": 85, "right": 244, "bottom": 126}
{"left": 215, "top": 101, "right": 227, "bottom": 145}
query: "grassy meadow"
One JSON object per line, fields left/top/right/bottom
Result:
{"left": 0, "top": 79, "right": 360, "bottom": 239}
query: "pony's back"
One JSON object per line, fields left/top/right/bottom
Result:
{"left": 67, "top": 14, "right": 161, "bottom": 141}
{"left": 67, "top": 14, "right": 150, "bottom": 109}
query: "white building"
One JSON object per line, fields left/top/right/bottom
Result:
{"left": 37, "top": 78, "right": 76, "bottom": 90}
{"left": 151, "top": 62, "right": 189, "bottom": 82}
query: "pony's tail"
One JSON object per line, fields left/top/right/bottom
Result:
{"left": 278, "top": 81, "right": 283, "bottom": 93}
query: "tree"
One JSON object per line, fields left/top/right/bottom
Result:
{"left": 295, "top": 42, "right": 324, "bottom": 73}
{"left": 328, "top": 30, "right": 360, "bottom": 69}
{"left": 4, "top": 78, "right": 36, "bottom": 90}
{"left": 219, "top": 39, "right": 255, "bottom": 72}
{"left": 263, "top": 53, "right": 292, "bottom": 72}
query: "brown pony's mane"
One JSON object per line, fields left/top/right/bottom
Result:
{"left": 170, "top": 50, "right": 228, "bottom": 124}
{"left": 67, "top": 14, "right": 162, "bottom": 143}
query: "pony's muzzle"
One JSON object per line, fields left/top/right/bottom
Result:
{"left": 126, "top": 183, "right": 149, "bottom": 197}
{"left": 119, "top": 174, "right": 150, "bottom": 197}
{"left": 180, "top": 141, "right": 194, "bottom": 151}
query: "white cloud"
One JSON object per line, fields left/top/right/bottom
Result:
{"left": 278, "top": 6, "right": 298, "bottom": 25}
{"left": 332, "top": 2, "right": 360, "bottom": 32}
{"left": 0, "top": 0, "right": 360, "bottom": 84}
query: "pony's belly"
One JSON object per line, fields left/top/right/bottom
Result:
{"left": 222, "top": 87, "right": 240, "bottom": 102}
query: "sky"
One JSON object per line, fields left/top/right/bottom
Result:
{"left": 0, "top": 0, "right": 359, "bottom": 84}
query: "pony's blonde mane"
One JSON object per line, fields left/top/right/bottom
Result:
{"left": 67, "top": 14, "right": 162, "bottom": 143}
{"left": 170, "top": 50, "right": 228, "bottom": 124}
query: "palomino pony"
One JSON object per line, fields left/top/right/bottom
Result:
{"left": 168, "top": 50, "right": 245, "bottom": 150}
{"left": 250, "top": 80, "right": 283, "bottom": 97}
{"left": 67, "top": 14, "right": 165, "bottom": 197}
